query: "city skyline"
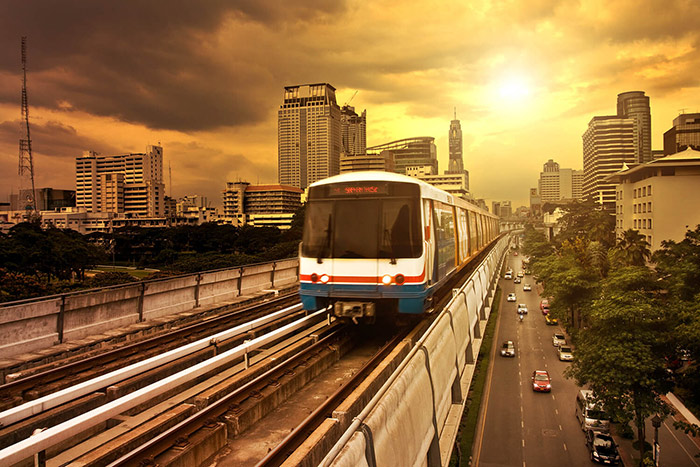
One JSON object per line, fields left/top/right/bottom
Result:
{"left": 1, "top": 2, "right": 700, "bottom": 209}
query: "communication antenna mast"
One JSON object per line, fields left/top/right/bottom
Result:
{"left": 18, "top": 36, "right": 38, "bottom": 217}
{"left": 168, "top": 160, "right": 172, "bottom": 198}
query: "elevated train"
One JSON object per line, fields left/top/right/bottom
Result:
{"left": 299, "top": 171, "right": 499, "bottom": 320}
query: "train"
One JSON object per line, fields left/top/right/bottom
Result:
{"left": 299, "top": 171, "right": 500, "bottom": 321}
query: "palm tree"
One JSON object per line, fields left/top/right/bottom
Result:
{"left": 613, "top": 229, "right": 651, "bottom": 266}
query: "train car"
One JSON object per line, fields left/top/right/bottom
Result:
{"left": 299, "top": 171, "right": 499, "bottom": 321}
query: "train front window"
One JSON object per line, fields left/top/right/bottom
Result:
{"left": 302, "top": 198, "right": 421, "bottom": 259}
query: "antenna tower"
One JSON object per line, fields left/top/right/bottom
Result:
{"left": 18, "top": 36, "right": 38, "bottom": 217}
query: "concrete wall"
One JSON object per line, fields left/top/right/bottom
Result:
{"left": 324, "top": 235, "right": 509, "bottom": 467}
{"left": 0, "top": 259, "right": 300, "bottom": 360}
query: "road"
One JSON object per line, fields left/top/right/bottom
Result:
{"left": 473, "top": 250, "right": 700, "bottom": 467}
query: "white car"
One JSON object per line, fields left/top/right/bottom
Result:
{"left": 552, "top": 333, "right": 566, "bottom": 347}
{"left": 504, "top": 272, "right": 512, "bottom": 280}
{"left": 558, "top": 345, "right": 574, "bottom": 361}
{"left": 523, "top": 284, "right": 532, "bottom": 291}
{"left": 517, "top": 303, "right": 528, "bottom": 314}
{"left": 517, "top": 271, "right": 524, "bottom": 277}
{"left": 507, "top": 293, "right": 517, "bottom": 302}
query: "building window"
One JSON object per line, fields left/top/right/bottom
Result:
{"left": 643, "top": 219, "right": 647, "bottom": 229}
{"left": 648, "top": 219, "right": 652, "bottom": 229}
{"left": 648, "top": 202, "right": 652, "bottom": 212}
{"left": 642, "top": 186, "right": 646, "bottom": 196}
{"left": 642, "top": 204, "right": 646, "bottom": 213}
{"left": 648, "top": 185, "right": 651, "bottom": 195}
{"left": 634, "top": 219, "right": 637, "bottom": 228}
{"left": 634, "top": 205, "right": 637, "bottom": 213}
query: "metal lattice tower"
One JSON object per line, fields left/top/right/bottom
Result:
{"left": 19, "top": 36, "right": 38, "bottom": 216}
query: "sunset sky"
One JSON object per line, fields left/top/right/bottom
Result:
{"left": 1, "top": 1, "right": 699, "bottom": 210}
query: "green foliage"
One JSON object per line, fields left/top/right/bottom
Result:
{"left": 86, "top": 271, "right": 140, "bottom": 288}
{"left": 0, "top": 268, "right": 50, "bottom": 302}
{"left": 653, "top": 225, "right": 700, "bottom": 301}
{"left": 611, "top": 229, "right": 651, "bottom": 267}
{"left": 556, "top": 200, "right": 616, "bottom": 248}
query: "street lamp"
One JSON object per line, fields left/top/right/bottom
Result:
{"left": 651, "top": 414, "right": 662, "bottom": 467}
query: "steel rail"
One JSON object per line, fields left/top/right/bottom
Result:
{"left": 0, "top": 308, "right": 328, "bottom": 466}
{"left": 0, "top": 293, "right": 298, "bottom": 394}
{"left": 0, "top": 302, "right": 304, "bottom": 428}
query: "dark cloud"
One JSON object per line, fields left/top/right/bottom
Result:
{"left": 0, "top": 1, "right": 347, "bottom": 131}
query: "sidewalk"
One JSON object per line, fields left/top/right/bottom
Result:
{"left": 611, "top": 392, "right": 700, "bottom": 466}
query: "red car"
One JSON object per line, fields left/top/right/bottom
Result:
{"left": 540, "top": 299, "right": 550, "bottom": 315}
{"left": 532, "top": 370, "right": 551, "bottom": 392}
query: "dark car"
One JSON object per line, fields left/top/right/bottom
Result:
{"left": 585, "top": 429, "right": 620, "bottom": 464}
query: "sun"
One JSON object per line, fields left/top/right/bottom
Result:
{"left": 498, "top": 76, "right": 531, "bottom": 100}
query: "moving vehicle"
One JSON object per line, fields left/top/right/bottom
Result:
{"left": 517, "top": 303, "right": 528, "bottom": 314}
{"left": 544, "top": 315, "right": 558, "bottom": 325}
{"left": 552, "top": 333, "right": 566, "bottom": 347}
{"left": 500, "top": 340, "right": 515, "bottom": 357}
{"left": 299, "top": 172, "right": 499, "bottom": 320}
{"left": 558, "top": 345, "right": 573, "bottom": 361}
{"left": 504, "top": 271, "right": 512, "bottom": 280}
{"left": 585, "top": 429, "right": 620, "bottom": 464}
{"left": 576, "top": 389, "right": 610, "bottom": 432}
{"left": 523, "top": 283, "right": 531, "bottom": 291}
{"left": 517, "top": 271, "right": 524, "bottom": 277}
{"left": 507, "top": 293, "right": 517, "bottom": 302}
{"left": 513, "top": 277, "right": 521, "bottom": 284}
{"left": 532, "top": 370, "right": 551, "bottom": 392}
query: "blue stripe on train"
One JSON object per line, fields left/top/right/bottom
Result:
{"left": 299, "top": 282, "right": 430, "bottom": 314}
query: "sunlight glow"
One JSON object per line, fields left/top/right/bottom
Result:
{"left": 498, "top": 77, "right": 531, "bottom": 100}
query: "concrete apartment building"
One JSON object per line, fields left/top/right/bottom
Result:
{"left": 75, "top": 145, "right": 165, "bottom": 217}
{"left": 222, "top": 182, "right": 302, "bottom": 229}
{"left": 366, "top": 137, "right": 438, "bottom": 176}
{"left": 537, "top": 159, "right": 583, "bottom": 202}
{"left": 278, "top": 83, "right": 341, "bottom": 190}
{"left": 607, "top": 147, "right": 700, "bottom": 251}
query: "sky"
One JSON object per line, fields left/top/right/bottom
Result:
{"left": 1, "top": 0, "right": 700, "bottom": 210}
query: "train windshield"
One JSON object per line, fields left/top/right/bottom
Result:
{"left": 302, "top": 183, "right": 421, "bottom": 260}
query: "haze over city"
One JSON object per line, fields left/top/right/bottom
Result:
{"left": 1, "top": 0, "right": 700, "bottom": 208}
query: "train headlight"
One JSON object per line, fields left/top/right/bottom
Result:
{"left": 320, "top": 274, "right": 330, "bottom": 283}
{"left": 310, "top": 273, "right": 318, "bottom": 283}
{"left": 395, "top": 274, "right": 405, "bottom": 285}
{"left": 381, "top": 274, "right": 392, "bottom": 285}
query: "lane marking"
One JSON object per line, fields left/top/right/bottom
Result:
{"left": 555, "top": 409, "right": 559, "bottom": 415}
{"left": 559, "top": 425, "right": 563, "bottom": 431}
{"left": 563, "top": 442, "right": 568, "bottom": 451}
{"left": 521, "top": 421, "right": 524, "bottom": 428}
{"left": 663, "top": 420, "right": 700, "bottom": 466}
{"left": 522, "top": 439, "right": 525, "bottom": 447}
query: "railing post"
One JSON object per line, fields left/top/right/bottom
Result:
{"left": 57, "top": 295, "right": 66, "bottom": 344}
{"left": 237, "top": 268, "right": 244, "bottom": 296}
{"left": 137, "top": 282, "right": 145, "bottom": 322}
{"left": 270, "top": 262, "right": 277, "bottom": 288}
{"left": 194, "top": 273, "right": 201, "bottom": 308}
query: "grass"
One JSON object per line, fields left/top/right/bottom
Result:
{"left": 450, "top": 288, "right": 501, "bottom": 466}
{"left": 89, "top": 266, "right": 156, "bottom": 279}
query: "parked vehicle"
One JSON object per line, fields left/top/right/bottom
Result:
{"left": 531, "top": 370, "right": 551, "bottom": 392}
{"left": 576, "top": 390, "right": 610, "bottom": 432}
{"left": 500, "top": 340, "right": 516, "bottom": 357}
{"left": 585, "top": 429, "right": 619, "bottom": 464}
{"left": 544, "top": 315, "right": 558, "bottom": 325}
{"left": 552, "top": 333, "right": 566, "bottom": 347}
{"left": 558, "top": 345, "right": 573, "bottom": 361}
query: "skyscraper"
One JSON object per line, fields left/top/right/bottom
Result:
{"left": 366, "top": 137, "right": 437, "bottom": 175}
{"left": 582, "top": 116, "right": 635, "bottom": 210}
{"left": 663, "top": 113, "right": 700, "bottom": 155}
{"left": 537, "top": 159, "right": 583, "bottom": 202}
{"left": 617, "top": 91, "right": 652, "bottom": 163}
{"left": 278, "top": 83, "right": 341, "bottom": 190}
{"left": 340, "top": 105, "right": 366, "bottom": 156}
{"left": 447, "top": 109, "right": 464, "bottom": 174}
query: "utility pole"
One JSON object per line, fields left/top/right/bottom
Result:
{"left": 18, "top": 36, "right": 38, "bottom": 219}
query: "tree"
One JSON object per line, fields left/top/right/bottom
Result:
{"left": 566, "top": 266, "right": 674, "bottom": 465}
{"left": 611, "top": 229, "right": 651, "bottom": 267}
{"left": 652, "top": 225, "right": 700, "bottom": 301}
{"left": 556, "top": 200, "right": 616, "bottom": 248}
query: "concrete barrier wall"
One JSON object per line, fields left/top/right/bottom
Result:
{"left": 0, "top": 259, "right": 300, "bottom": 360}
{"left": 326, "top": 235, "right": 509, "bottom": 467}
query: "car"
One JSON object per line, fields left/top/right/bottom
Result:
{"left": 552, "top": 333, "right": 566, "bottom": 347}
{"left": 585, "top": 430, "right": 620, "bottom": 464}
{"left": 500, "top": 340, "right": 516, "bottom": 357}
{"left": 507, "top": 293, "right": 517, "bottom": 302}
{"left": 517, "top": 303, "right": 528, "bottom": 314}
{"left": 517, "top": 271, "right": 524, "bottom": 277}
{"left": 541, "top": 305, "right": 550, "bottom": 315}
{"left": 523, "top": 284, "right": 532, "bottom": 291}
{"left": 540, "top": 299, "right": 549, "bottom": 310}
{"left": 531, "top": 370, "right": 551, "bottom": 392}
{"left": 523, "top": 269, "right": 531, "bottom": 275}
{"left": 544, "top": 315, "right": 559, "bottom": 325}
{"left": 558, "top": 345, "right": 573, "bottom": 361}
{"left": 504, "top": 272, "right": 512, "bottom": 280}
{"left": 513, "top": 251, "right": 519, "bottom": 256}
{"left": 514, "top": 277, "right": 521, "bottom": 284}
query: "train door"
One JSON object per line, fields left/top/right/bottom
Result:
{"left": 424, "top": 199, "right": 436, "bottom": 285}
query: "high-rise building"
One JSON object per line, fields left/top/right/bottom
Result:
{"left": 278, "top": 83, "right": 341, "bottom": 190}
{"left": 447, "top": 109, "right": 464, "bottom": 174}
{"left": 75, "top": 145, "right": 164, "bottom": 217}
{"left": 366, "top": 137, "right": 437, "bottom": 175}
{"left": 537, "top": 159, "right": 583, "bottom": 202}
{"left": 663, "top": 113, "right": 700, "bottom": 156}
{"left": 582, "top": 116, "right": 636, "bottom": 211}
{"left": 529, "top": 188, "right": 542, "bottom": 217}
{"left": 617, "top": 91, "right": 652, "bottom": 163}
{"left": 222, "top": 182, "right": 302, "bottom": 229}
{"left": 340, "top": 105, "right": 366, "bottom": 156}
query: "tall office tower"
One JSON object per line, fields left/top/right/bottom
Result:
{"left": 75, "top": 145, "right": 164, "bottom": 216}
{"left": 537, "top": 159, "right": 583, "bottom": 202}
{"left": 663, "top": 113, "right": 700, "bottom": 155}
{"left": 366, "top": 137, "right": 437, "bottom": 175}
{"left": 617, "top": 91, "right": 652, "bottom": 163}
{"left": 278, "top": 83, "right": 341, "bottom": 190}
{"left": 582, "top": 116, "right": 635, "bottom": 211}
{"left": 340, "top": 105, "right": 366, "bottom": 156}
{"left": 447, "top": 109, "right": 464, "bottom": 174}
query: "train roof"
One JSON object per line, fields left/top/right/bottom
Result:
{"left": 308, "top": 171, "right": 495, "bottom": 217}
